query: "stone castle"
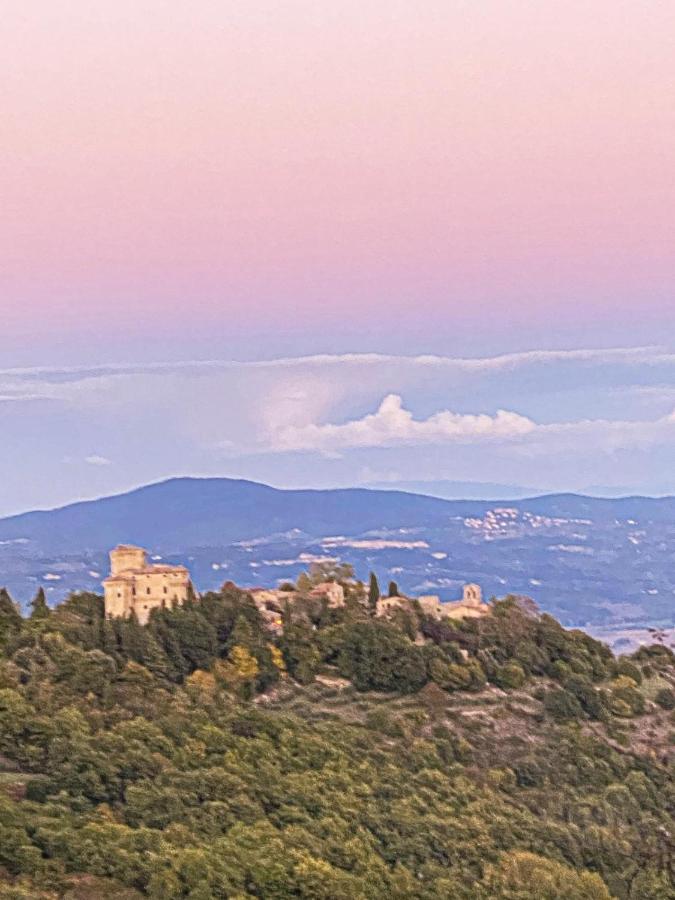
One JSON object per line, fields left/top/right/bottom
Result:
{"left": 103, "top": 545, "right": 192, "bottom": 625}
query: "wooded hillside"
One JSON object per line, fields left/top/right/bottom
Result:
{"left": 0, "top": 579, "right": 673, "bottom": 898}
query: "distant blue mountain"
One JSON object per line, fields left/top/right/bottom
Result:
{"left": 2, "top": 477, "right": 675, "bottom": 556}
{"left": 0, "top": 478, "right": 457, "bottom": 554}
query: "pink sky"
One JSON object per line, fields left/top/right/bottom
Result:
{"left": 2, "top": 1, "right": 675, "bottom": 362}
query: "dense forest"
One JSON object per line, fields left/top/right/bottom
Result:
{"left": 0, "top": 568, "right": 673, "bottom": 899}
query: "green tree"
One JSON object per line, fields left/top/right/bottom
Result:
{"left": 609, "top": 676, "right": 645, "bottom": 717}
{"left": 29, "top": 588, "right": 50, "bottom": 621}
{"left": 0, "top": 588, "right": 22, "bottom": 647}
{"left": 308, "top": 560, "right": 355, "bottom": 584}
{"left": 368, "top": 572, "right": 380, "bottom": 610}
{"left": 214, "top": 646, "right": 260, "bottom": 699}
{"left": 338, "top": 621, "right": 426, "bottom": 693}
{"left": 280, "top": 622, "right": 320, "bottom": 684}
{"left": 159, "top": 607, "right": 218, "bottom": 673}
{"left": 227, "top": 615, "right": 256, "bottom": 653}
{"left": 387, "top": 581, "right": 399, "bottom": 597}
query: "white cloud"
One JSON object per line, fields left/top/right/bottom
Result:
{"left": 481, "top": 410, "right": 675, "bottom": 468}
{"left": 84, "top": 455, "right": 112, "bottom": 466}
{"left": 0, "top": 343, "right": 669, "bottom": 384}
{"left": 272, "top": 394, "right": 537, "bottom": 451}
{"left": 264, "top": 391, "right": 675, "bottom": 456}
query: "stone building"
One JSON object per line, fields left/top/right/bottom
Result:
{"left": 418, "top": 583, "right": 489, "bottom": 621}
{"left": 309, "top": 581, "right": 345, "bottom": 608}
{"left": 103, "top": 545, "right": 192, "bottom": 625}
{"left": 375, "top": 594, "right": 413, "bottom": 617}
{"left": 248, "top": 581, "right": 345, "bottom": 634}
{"left": 248, "top": 588, "right": 287, "bottom": 634}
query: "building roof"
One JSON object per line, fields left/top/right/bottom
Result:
{"left": 103, "top": 574, "right": 134, "bottom": 584}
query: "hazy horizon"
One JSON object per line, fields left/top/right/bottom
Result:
{"left": 3, "top": 345, "right": 675, "bottom": 515}
{"left": 4, "top": 467, "right": 675, "bottom": 521}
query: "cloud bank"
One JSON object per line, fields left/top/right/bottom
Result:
{"left": 2, "top": 344, "right": 675, "bottom": 515}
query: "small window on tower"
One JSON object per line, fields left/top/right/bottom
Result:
{"left": 147, "top": 587, "right": 151, "bottom": 594}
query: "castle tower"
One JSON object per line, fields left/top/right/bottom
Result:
{"left": 103, "top": 545, "right": 193, "bottom": 625}
{"left": 110, "top": 545, "right": 147, "bottom": 575}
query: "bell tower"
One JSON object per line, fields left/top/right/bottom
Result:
{"left": 462, "top": 583, "right": 482, "bottom": 607}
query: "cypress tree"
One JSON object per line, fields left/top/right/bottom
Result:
{"left": 368, "top": 572, "right": 380, "bottom": 609}
{"left": 228, "top": 614, "right": 256, "bottom": 653}
{"left": 30, "top": 587, "right": 50, "bottom": 620}
{"left": 100, "top": 616, "right": 120, "bottom": 659}
{"left": 0, "top": 587, "right": 22, "bottom": 645}
{"left": 0, "top": 587, "right": 21, "bottom": 625}
{"left": 119, "top": 612, "right": 146, "bottom": 662}
{"left": 150, "top": 613, "right": 188, "bottom": 681}
{"left": 388, "top": 581, "right": 399, "bottom": 598}
{"left": 185, "top": 582, "right": 197, "bottom": 607}
{"left": 282, "top": 599, "right": 293, "bottom": 631}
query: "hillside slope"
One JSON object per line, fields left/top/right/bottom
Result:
{"left": 0, "top": 588, "right": 673, "bottom": 899}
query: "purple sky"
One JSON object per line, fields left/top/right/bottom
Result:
{"left": 1, "top": 2, "right": 675, "bottom": 511}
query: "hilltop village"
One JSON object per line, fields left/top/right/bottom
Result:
{"left": 103, "top": 543, "right": 491, "bottom": 630}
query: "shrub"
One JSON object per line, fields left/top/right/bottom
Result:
{"left": 563, "top": 674, "right": 607, "bottom": 721}
{"left": 364, "top": 708, "right": 406, "bottom": 737}
{"left": 544, "top": 689, "right": 584, "bottom": 722}
{"left": 614, "top": 659, "right": 643, "bottom": 684}
{"left": 481, "top": 851, "right": 611, "bottom": 899}
{"left": 428, "top": 658, "right": 472, "bottom": 691}
{"left": 492, "top": 662, "right": 526, "bottom": 690}
{"left": 654, "top": 687, "right": 675, "bottom": 710}
{"left": 609, "top": 676, "right": 645, "bottom": 717}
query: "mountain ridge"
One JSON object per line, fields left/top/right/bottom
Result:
{"left": 4, "top": 474, "right": 675, "bottom": 526}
